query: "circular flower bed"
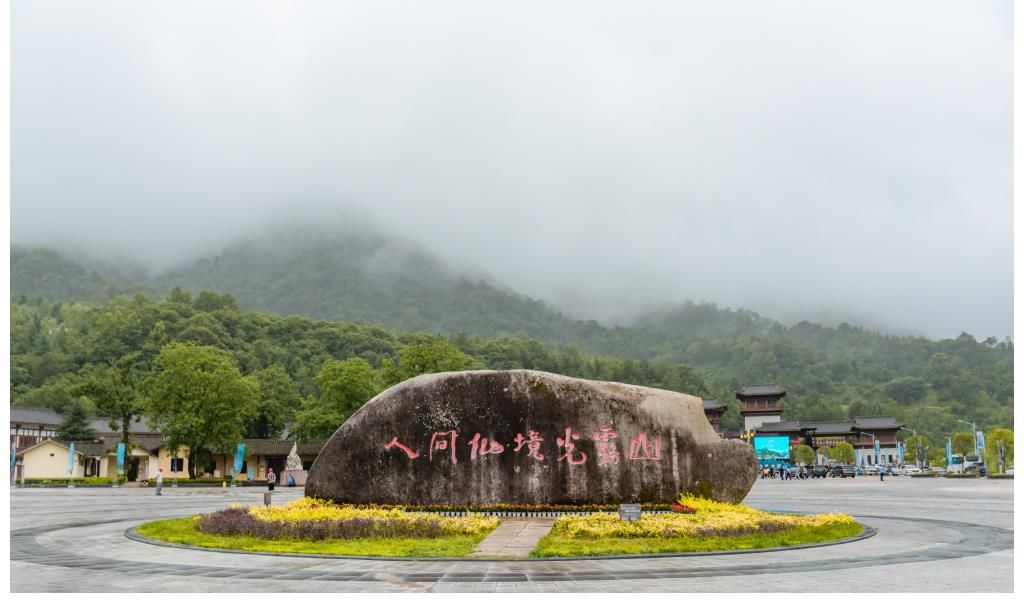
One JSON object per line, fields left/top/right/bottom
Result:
{"left": 197, "top": 498, "right": 499, "bottom": 540}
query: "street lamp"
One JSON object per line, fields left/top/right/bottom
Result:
{"left": 900, "top": 427, "right": 923, "bottom": 468}
{"left": 860, "top": 431, "right": 878, "bottom": 466}
{"left": 957, "top": 419, "right": 979, "bottom": 457}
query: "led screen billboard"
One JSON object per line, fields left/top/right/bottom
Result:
{"left": 753, "top": 436, "right": 790, "bottom": 465}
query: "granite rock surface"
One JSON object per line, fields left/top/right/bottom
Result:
{"left": 305, "top": 370, "right": 758, "bottom": 505}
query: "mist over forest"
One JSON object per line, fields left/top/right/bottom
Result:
{"left": 10, "top": 0, "right": 1012, "bottom": 342}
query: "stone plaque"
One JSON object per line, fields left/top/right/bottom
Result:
{"left": 618, "top": 503, "right": 642, "bottom": 521}
{"left": 305, "top": 370, "right": 758, "bottom": 506}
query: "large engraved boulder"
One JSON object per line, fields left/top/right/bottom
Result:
{"left": 305, "top": 370, "right": 757, "bottom": 505}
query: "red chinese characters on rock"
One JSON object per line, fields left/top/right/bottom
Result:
{"left": 383, "top": 427, "right": 666, "bottom": 466}
{"left": 592, "top": 426, "right": 620, "bottom": 466}
{"left": 384, "top": 436, "right": 420, "bottom": 459}
{"left": 629, "top": 432, "right": 662, "bottom": 461}
{"left": 512, "top": 430, "right": 545, "bottom": 461}
{"left": 556, "top": 427, "right": 587, "bottom": 465}
{"left": 429, "top": 430, "right": 459, "bottom": 464}
{"left": 467, "top": 433, "right": 505, "bottom": 460}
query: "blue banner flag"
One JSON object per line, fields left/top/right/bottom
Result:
{"left": 233, "top": 443, "right": 246, "bottom": 474}
{"left": 897, "top": 441, "right": 904, "bottom": 463}
{"left": 116, "top": 442, "right": 126, "bottom": 472}
{"left": 976, "top": 431, "right": 986, "bottom": 456}
{"left": 946, "top": 438, "right": 953, "bottom": 465}
{"left": 873, "top": 439, "right": 881, "bottom": 463}
{"left": 67, "top": 442, "right": 75, "bottom": 474}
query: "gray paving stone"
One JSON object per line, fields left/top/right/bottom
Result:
{"left": 9, "top": 478, "right": 1014, "bottom": 592}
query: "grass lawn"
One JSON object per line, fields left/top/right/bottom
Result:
{"left": 530, "top": 521, "right": 864, "bottom": 557}
{"left": 135, "top": 517, "right": 489, "bottom": 557}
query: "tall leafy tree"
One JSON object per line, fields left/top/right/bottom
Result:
{"left": 951, "top": 432, "right": 976, "bottom": 455}
{"left": 141, "top": 343, "right": 257, "bottom": 478}
{"left": 830, "top": 442, "right": 856, "bottom": 464}
{"left": 792, "top": 444, "right": 816, "bottom": 465}
{"left": 72, "top": 355, "right": 143, "bottom": 455}
{"left": 56, "top": 405, "right": 98, "bottom": 441}
{"left": 984, "top": 428, "right": 1014, "bottom": 473}
{"left": 245, "top": 363, "right": 301, "bottom": 438}
{"left": 381, "top": 340, "right": 476, "bottom": 386}
{"left": 292, "top": 358, "right": 378, "bottom": 441}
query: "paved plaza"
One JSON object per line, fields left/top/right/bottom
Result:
{"left": 9, "top": 477, "right": 1013, "bottom": 592}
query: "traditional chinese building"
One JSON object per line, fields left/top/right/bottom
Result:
{"left": 702, "top": 399, "right": 728, "bottom": 433}
{"left": 736, "top": 385, "right": 787, "bottom": 432}
{"left": 753, "top": 416, "right": 905, "bottom": 466}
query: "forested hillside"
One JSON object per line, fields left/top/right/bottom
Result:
{"left": 10, "top": 237, "right": 1014, "bottom": 443}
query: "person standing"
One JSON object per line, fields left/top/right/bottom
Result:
{"left": 267, "top": 467, "right": 276, "bottom": 491}
{"left": 879, "top": 466, "right": 885, "bottom": 482}
{"left": 155, "top": 468, "right": 164, "bottom": 496}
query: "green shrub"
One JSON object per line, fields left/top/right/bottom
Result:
{"left": 22, "top": 477, "right": 119, "bottom": 485}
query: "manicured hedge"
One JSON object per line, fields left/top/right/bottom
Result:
{"left": 21, "top": 477, "right": 119, "bottom": 485}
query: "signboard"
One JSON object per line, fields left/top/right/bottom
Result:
{"left": 618, "top": 503, "right": 642, "bottom": 522}
{"left": 753, "top": 436, "right": 790, "bottom": 465}
{"left": 812, "top": 437, "right": 846, "bottom": 447}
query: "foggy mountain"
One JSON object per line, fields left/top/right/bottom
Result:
{"left": 11, "top": 1, "right": 1012, "bottom": 342}
{"left": 12, "top": 226, "right": 787, "bottom": 353}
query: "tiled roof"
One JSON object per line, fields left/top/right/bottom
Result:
{"left": 755, "top": 420, "right": 805, "bottom": 432}
{"left": 97, "top": 434, "right": 168, "bottom": 453}
{"left": 241, "top": 439, "right": 327, "bottom": 456}
{"left": 10, "top": 405, "right": 156, "bottom": 434}
{"left": 60, "top": 441, "right": 106, "bottom": 457}
{"left": 737, "top": 385, "right": 787, "bottom": 397}
{"left": 853, "top": 416, "right": 904, "bottom": 430}
{"left": 804, "top": 421, "right": 855, "bottom": 435}
{"left": 18, "top": 438, "right": 102, "bottom": 457}
{"left": 702, "top": 399, "right": 728, "bottom": 411}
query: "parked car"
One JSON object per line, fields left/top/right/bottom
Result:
{"left": 901, "top": 465, "right": 922, "bottom": 475}
{"left": 811, "top": 464, "right": 829, "bottom": 478}
{"left": 862, "top": 465, "right": 879, "bottom": 475}
{"left": 831, "top": 464, "right": 856, "bottom": 478}
{"left": 930, "top": 466, "right": 947, "bottom": 474}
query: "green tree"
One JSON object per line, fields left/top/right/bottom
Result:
{"left": 56, "top": 405, "right": 98, "bottom": 441}
{"left": 902, "top": 435, "right": 930, "bottom": 465}
{"left": 817, "top": 445, "right": 831, "bottom": 461}
{"left": 245, "top": 364, "right": 301, "bottom": 438}
{"left": 291, "top": 358, "right": 378, "bottom": 441}
{"left": 383, "top": 340, "right": 475, "bottom": 385}
{"left": 928, "top": 447, "right": 948, "bottom": 467}
{"left": 830, "top": 442, "right": 855, "bottom": 464}
{"left": 985, "top": 428, "right": 1013, "bottom": 473}
{"left": 952, "top": 432, "right": 975, "bottom": 455}
{"left": 72, "top": 356, "right": 143, "bottom": 456}
{"left": 141, "top": 343, "right": 258, "bottom": 478}
{"left": 882, "top": 376, "right": 927, "bottom": 405}
{"left": 793, "top": 444, "right": 816, "bottom": 465}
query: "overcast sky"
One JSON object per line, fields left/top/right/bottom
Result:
{"left": 11, "top": 0, "right": 1012, "bottom": 340}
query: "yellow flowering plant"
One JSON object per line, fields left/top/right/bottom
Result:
{"left": 243, "top": 497, "right": 500, "bottom": 537}
{"left": 549, "top": 495, "right": 857, "bottom": 539}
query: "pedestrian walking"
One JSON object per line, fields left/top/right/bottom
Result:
{"left": 267, "top": 467, "right": 276, "bottom": 491}
{"left": 155, "top": 468, "right": 163, "bottom": 496}
{"left": 879, "top": 466, "right": 885, "bottom": 482}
